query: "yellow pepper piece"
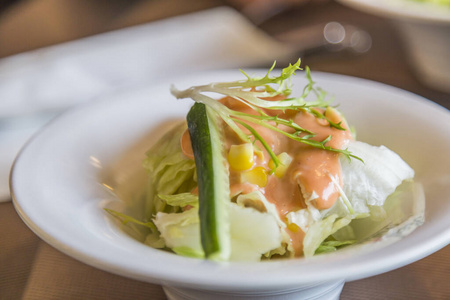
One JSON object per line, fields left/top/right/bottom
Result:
{"left": 241, "top": 167, "right": 268, "bottom": 187}
{"left": 268, "top": 152, "right": 293, "bottom": 178}
{"left": 228, "top": 143, "right": 254, "bottom": 171}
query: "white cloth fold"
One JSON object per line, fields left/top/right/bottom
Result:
{"left": 0, "top": 7, "right": 293, "bottom": 118}
{"left": 0, "top": 7, "right": 295, "bottom": 199}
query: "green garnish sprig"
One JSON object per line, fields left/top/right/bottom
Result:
{"left": 171, "top": 59, "right": 362, "bottom": 171}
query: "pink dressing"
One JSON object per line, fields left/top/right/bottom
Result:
{"left": 181, "top": 96, "right": 353, "bottom": 256}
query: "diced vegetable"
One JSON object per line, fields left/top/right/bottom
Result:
{"left": 241, "top": 167, "right": 268, "bottom": 187}
{"left": 268, "top": 152, "right": 293, "bottom": 178}
{"left": 228, "top": 143, "right": 254, "bottom": 171}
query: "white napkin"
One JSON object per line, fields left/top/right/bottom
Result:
{"left": 0, "top": 7, "right": 294, "bottom": 118}
{"left": 0, "top": 7, "right": 295, "bottom": 199}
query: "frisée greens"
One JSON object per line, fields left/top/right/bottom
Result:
{"left": 106, "top": 60, "right": 420, "bottom": 261}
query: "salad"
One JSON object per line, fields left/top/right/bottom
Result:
{"left": 107, "top": 60, "right": 420, "bottom": 261}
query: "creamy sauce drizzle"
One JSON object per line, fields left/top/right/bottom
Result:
{"left": 181, "top": 96, "right": 353, "bottom": 256}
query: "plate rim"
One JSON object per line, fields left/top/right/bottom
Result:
{"left": 337, "top": 0, "right": 450, "bottom": 24}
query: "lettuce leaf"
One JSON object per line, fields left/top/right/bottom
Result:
{"left": 153, "top": 208, "right": 203, "bottom": 254}
{"left": 152, "top": 203, "right": 284, "bottom": 261}
{"left": 235, "top": 191, "right": 291, "bottom": 259}
{"left": 228, "top": 203, "right": 283, "bottom": 261}
{"left": 300, "top": 141, "right": 416, "bottom": 256}
{"left": 303, "top": 214, "right": 352, "bottom": 257}
{"left": 315, "top": 239, "right": 356, "bottom": 254}
{"left": 158, "top": 193, "right": 198, "bottom": 208}
{"left": 142, "top": 123, "right": 196, "bottom": 217}
{"left": 105, "top": 208, "right": 160, "bottom": 244}
{"left": 340, "top": 141, "right": 414, "bottom": 216}
{"left": 344, "top": 180, "right": 423, "bottom": 242}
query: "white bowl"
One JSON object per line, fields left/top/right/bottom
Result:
{"left": 11, "top": 70, "right": 450, "bottom": 299}
{"left": 338, "top": 0, "right": 450, "bottom": 93}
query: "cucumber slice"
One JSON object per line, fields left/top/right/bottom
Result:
{"left": 186, "top": 102, "right": 231, "bottom": 261}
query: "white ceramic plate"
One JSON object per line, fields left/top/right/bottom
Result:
{"left": 11, "top": 71, "right": 450, "bottom": 295}
{"left": 0, "top": 112, "right": 58, "bottom": 201}
{"left": 337, "top": 0, "right": 450, "bottom": 94}
{"left": 337, "top": 0, "right": 450, "bottom": 24}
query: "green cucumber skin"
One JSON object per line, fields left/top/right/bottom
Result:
{"left": 187, "top": 102, "right": 230, "bottom": 260}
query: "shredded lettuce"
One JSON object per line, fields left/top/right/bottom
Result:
{"left": 340, "top": 141, "right": 415, "bottom": 216}
{"left": 172, "top": 247, "right": 204, "bottom": 258}
{"left": 153, "top": 208, "right": 202, "bottom": 253}
{"left": 286, "top": 204, "right": 321, "bottom": 233}
{"left": 315, "top": 239, "right": 356, "bottom": 254}
{"left": 344, "top": 180, "right": 422, "bottom": 242}
{"left": 235, "top": 191, "right": 292, "bottom": 258}
{"left": 104, "top": 208, "right": 157, "bottom": 231}
{"left": 298, "top": 141, "right": 415, "bottom": 256}
{"left": 303, "top": 214, "right": 352, "bottom": 257}
{"left": 157, "top": 193, "right": 198, "bottom": 208}
{"left": 313, "top": 180, "right": 422, "bottom": 254}
{"left": 144, "top": 232, "right": 166, "bottom": 249}
{"left": 105, "top": 208, "right": 159, "bottom": 244}
{"left": 142, "top": 123, "right": 196, "bottom": 217}
{"left": 228, "top": 203, "right": 283, "bottom": 261}
{"left": 152, "top": 203, "right": 285, "bottom": 261}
